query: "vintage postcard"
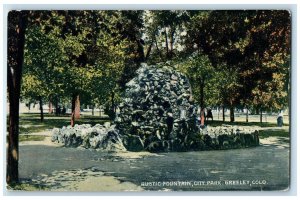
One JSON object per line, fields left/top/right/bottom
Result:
{"left": 6, "top": 9, "right": 291, "bottom": 192}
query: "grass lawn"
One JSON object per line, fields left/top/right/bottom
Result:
{"left": 206, "top": 120, "right": 280, "bottom": 127}
{"left": 17, "top": 113, "right": 110, "bottom": 134}
{"left": 9, "top": 113, "right": 290, "bottom": 141}
{"left": 19, "top": 135, "right": 46, "bottom": 142}
{"left": 258, "top": 129, "right": 290, "bottom": 139}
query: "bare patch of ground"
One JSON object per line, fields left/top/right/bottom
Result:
{"left": 19, "top": 168, "right": 143, "bottom": 192}
{"left": 112, "top": 151, "right": 162, "bottom": 159}
{"left": 259, "top": 136, "right": 290, "bottom": 149}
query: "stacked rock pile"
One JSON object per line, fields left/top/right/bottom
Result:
{"left": 193, "top": 126, "right": 260, "bottom": 150}
{"left": 51, "top": 123, "right": 126, "bottom": 151}
{"left": 51, "top": 123, "right": 259, "bottom": 152}
{"left": 202, "top": 125, "right": 259, "bottom": 137}
{"left": 115, "top": 63, "right": 199, "bottom": 152}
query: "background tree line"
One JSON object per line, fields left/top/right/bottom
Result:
{"left": 7, "top": 10, "right": 290, "bottom": 184}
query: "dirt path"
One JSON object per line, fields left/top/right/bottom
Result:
{"left": 25, "top": 168, "right": 144, "bottom": 192}
{"left": 18, "top": 133, "right": 290, "bottom": 191}
{"left": 18, "top": 131, "right": 159, "bottom": 191}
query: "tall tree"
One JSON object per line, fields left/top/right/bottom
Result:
{"left": 144, "top": 10, "right": 188, "bottom": 63}
{"left": 117, "top": 11, "right": 145, "bottom": 90}
{"left": 7, "top": 10, "right": 28, "bottom": 184}
{"left": 178, "top": 53, "right": 215, "bottom": 110}
{"left": 22, "top": 23, "right": 68, "bottom": 121}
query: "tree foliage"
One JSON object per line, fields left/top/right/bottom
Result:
{"left": 184, "top": 10, "right": 291, "bottom": 116}
{"left": 20, "top": 10, "right": 291, "bottom": 121}
{"left": 18, "top": 10, "right": 291, "bottom": 120}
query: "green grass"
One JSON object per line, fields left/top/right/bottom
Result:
{"left": 7, "top": 182, "right": 49, "bottom": 191}
{"left": 10, "top": 113, "right": 290, "bottom": 140}
{"left": 15, "top": 113, "right": 110, "bottom": 134}
{"left": 258, "top": 129, "right": 290, "bottom": 139}
{"left": 206, "top": 120, "right": 279, "bottom": 127}
{"left": 19, "top": 135, "right": 46, "bottom": 142}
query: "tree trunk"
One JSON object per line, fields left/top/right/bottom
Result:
{"left": 92, "top": 106, "right": 94, "bottom": 116}
{"left": 246, "top": 107, "right": 249, "bottom": 123}
{"left": 145, "top": 40, "right": 153, "bottom": 61}
{"left": 55, "top": 97, "right": 59, "bottom": 116}
{"left": 7, "top": 94, "right": 20, "bottom": 185}
{"left": 256, "top": 107, "right": 259, "bottom": 115}
{"left": 230, "top": 106, "right": 235, "bottom": 122}
{"left": 71, "top": 112, "right": 75, "bottom": 127}
{"left": 48, "top": 101, "right": 53, "bottom": 114}
{"left": 71, "top": 95, "right": 75, "bottom": 127}
{"left": 169, "top": 28, "right": 175, "bottom": 59}
{"left": 7, "top": 11, "right": 28, "bottom": 184}
{"left": 154, "top": 37, "right": 163, "bottom": 60}
{"left": 260, "top": 107, "right": 263, "bottom": 123}
{"left": 111, "top": 92, "right": 115, "bottom": 114}
{"left": 222, "top": 106, "right": 225, "bottom": 122}
{"left": 71, "top": 94, "right": 80, "bottom": 126}
{"left": 200, "top": 80, "right": 204, "bottom": 110}
{"left": 200, "top": 109, "right": 205, "bottom": 126}
{"left": 136, "top": 39, "right": 145, "bottom": 62}
{"left": 164, "top": 27, "right": 169, "bottom": 57}
{"left": 39, "top": 96, "right": 44, "bottom": 122}
{"left": 75, "top": 95, "right": 80, "bottom": 119}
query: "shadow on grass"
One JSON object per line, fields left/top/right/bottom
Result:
{"left": 259, "top": 129, "right": 290, "bottom": 139}
{"left": 14, "top": 113, "right": 111, "bottom": 134}
{"left": 11, "top": 114, "right": 289, "bottom": 135}
{"left": 206, "top": 120, "right": 280, "bottom": 127}
{"left": 19, "top": 135, "right": 46, "bottom": 142}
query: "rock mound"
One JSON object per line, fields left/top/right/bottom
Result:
{"left": 116, "top": 63, "right": 199, "bottom": 151}
{"left": 51, "top": 123, "right": 126, "bottom": 151}
{"left": 188, "top": 126, "right": 260, "bottom": 150}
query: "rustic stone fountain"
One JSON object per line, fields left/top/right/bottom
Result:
{"left": 52, "top": 63, "right": 259, "bottom": 152}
